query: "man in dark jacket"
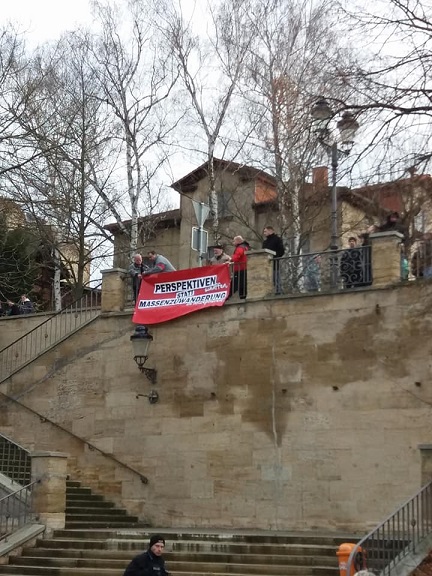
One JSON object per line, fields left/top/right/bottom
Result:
{"left": 262, "top": 226, "right": 285, "bottom": 257}
{"left": 19, "top": 294, "right": 34, "bottom": 314}
{"left": 262, "top": 226, "right": 285, "bottom": 294}
{"left": 123, "top": 534, "right": 169, "bottom": 576}
{"left": 377, "top": 211, "right": 407, "bottom": 239}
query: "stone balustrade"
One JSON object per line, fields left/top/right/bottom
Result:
{"left": 100, "top": 232, "right": 406, "bottom": 312}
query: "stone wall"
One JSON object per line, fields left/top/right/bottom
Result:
{"left": 1, "top": 281, "right": 432, "bottom": 532}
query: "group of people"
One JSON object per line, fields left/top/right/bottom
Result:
{"left": 337, "top": 212, "right": 404, "bottom": 289}
{"left": 129, "top": 233, "right": 259, "bottom": 302}
{"left": 0, "top": 294, "right": 34, "bottom": 317}
{"left": 128, "top": 213, "right": 432, "bottom": 302}
{"left": 338, "top": 211, "right": 432, "bottom": 287}
{"left": 209, "top": 235, "right": 252, "bottom": 299}
{"left": 206, "top": 227, "right": 284, "bottom": 297}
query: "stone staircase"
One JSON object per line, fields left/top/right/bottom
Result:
{"left": 0, "top": 481, "right": 348, "bottom": 575}
{"left": 64, "top": 481, "right": 145, "bottom": 529}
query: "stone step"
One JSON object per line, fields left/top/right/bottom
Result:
{"left": 65, "top": 501, "right": 116, "bottom": 510}
{"left": 0, "top": 568, "right": 121, "bottom": 575}
{"left": 19, "top": 550, "right": 336, "bottom": 565}
{"left": 65, "top": 487, "right": 94, "bottom": 495}
{"left": 66, "top": 509, "right": 131, "bottom": 518}
{"left": 34, "top": 540, "right": 339, "bottom": 557}
{"left": 64, "top": 521, "right": 147, "bottom": 529}
{"left": 0, "top": 563, "right": 337, "bottom": 576}
{"left": 38, "top": 539, "right": 110, "bottom": 550}
{"left": 66, "top": 493, "right": 105, "bottom": 502}
{"left": 66, "top": 481, "right": 82, "bottom": 487}
{"left": 0, "top": 476, "right": 351, "bottom": 576}
{"left": 51, "top": 529, "right": 354, "bottom": 546}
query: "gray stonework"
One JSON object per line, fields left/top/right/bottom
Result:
{"left": 0, "top": 281, "right": 432, "bottom": 532}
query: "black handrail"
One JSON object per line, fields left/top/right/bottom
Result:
{"left": 0, "top": 433, "right": 31, "bottom": 486}
{"left": 346, "top": 481, "right": 432, "bottom": 576}
{"left": 0, "top": 479, "right": 41, "bottom": 542}
{"left": 0, "top": 285, "right": 102, "bottom": 355}
{"left": 0, "top": 286, "right": 102, "bottom": 384}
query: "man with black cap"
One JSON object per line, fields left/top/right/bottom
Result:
{"left": 123, "top": 534, "right": 169, "bottom": 576}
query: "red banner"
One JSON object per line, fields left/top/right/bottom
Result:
{"left": 132, "top": 265, "right": 231, "bottom": 325}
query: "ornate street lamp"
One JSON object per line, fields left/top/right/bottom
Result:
{"left": 311, "top": 98, "right": 360, "bottom": 253}
{"left": 130, "top": 325, "right": 158, "bottom": 386}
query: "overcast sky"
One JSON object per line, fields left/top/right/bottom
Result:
{"left": 1, "top": 0, "right": 94, "bottom": 44}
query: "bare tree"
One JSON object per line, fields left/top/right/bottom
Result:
{"left": 337, "top": 0, "right": 432, "bottom": 178}
{"left": 0, "top": 209, "right": 41, "bottom": 305}
{"left": 0, "top": 26, "right": 54, "bottom": 177}
{"left": 237, "top": 0, "right": 351, "bottom": 254}
{"left": 5, "top": 31, "right": 118, "bottom": 302}
{"left": 157, "top": 0, "right": 257, "bottom": 242}
{"left": 90, "top": 0, "right": 179, "bottom": 255}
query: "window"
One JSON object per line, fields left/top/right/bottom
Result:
{"left": 217, "top": 190, "right": 231, "bottom": 219}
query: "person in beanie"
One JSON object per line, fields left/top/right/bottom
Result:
{"left": 123, "top": 534, "right": 169, "bottom": 576}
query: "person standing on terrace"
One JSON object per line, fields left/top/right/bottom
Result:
{"left": 262, "top": 226, "right": 285, "bottom": 294}
{"left": 230, "top": 235, "right": 250, "bottom": 299}
{"left": 142, "top": 251, "right": 176, "bottom": 276}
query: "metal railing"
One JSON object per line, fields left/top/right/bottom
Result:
{"left": 124, "top": 273, "right": 135, "bottom": 308}
{"left": 410, "top": 243, "right": 432, "bottom": 280}
{"left": 274, "top": 246, "right": 372, "bottom": 295}
{"left": 0, "top": 480, "right": 39, "bottom": 542}
{"left": 0, "top": 286, "right": 101, "bottom": 384}
{"left": 0, "top": 434, "right": 31, "bottom": 486}
{"left": 347, "top": 481, "right": 432, "bottom": 576}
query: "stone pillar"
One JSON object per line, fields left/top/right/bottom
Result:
{"left": 246, "top": 249, "right": 276, "bottom": 299}
{"left": 418, "top": 445, "right": 432, "bottom": 486}
{"left": 369, "top": 231, "right": 404, "bottom": 288}
{"left": 31, "top": 451, "right": 68, "bottom": 536}
{"left": 418, "top": 445, "right": 432, "bottom": 527}
{"left": 101, "top": 268, "right": 127, "bottom": 312}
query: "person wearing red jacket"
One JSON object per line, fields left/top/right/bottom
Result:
{"left": 230, "top": 235, "right": 250, "bottom": 299}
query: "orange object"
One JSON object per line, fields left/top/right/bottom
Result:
{"left": 337, "top": 543, "right": 364, "bottom": 576}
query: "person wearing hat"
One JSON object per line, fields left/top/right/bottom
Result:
{"left": 123, "top": 534, "right": 169, "bottom": 576}
{"left": 209, "top": 245, "right": 231, "bottom": 265}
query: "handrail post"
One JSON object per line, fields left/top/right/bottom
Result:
{"left": 31, "top": 451, "right": 68, "bottom": 536}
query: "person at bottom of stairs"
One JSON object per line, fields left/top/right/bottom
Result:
{"left": 123, "top": 534, "right": 170, "bottom": 576}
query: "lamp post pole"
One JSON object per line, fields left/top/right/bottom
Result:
{"left": 311, "top": 97, "right": 360, "bottom": 252}
{"left": 311, "top": 98, "right": 360, "bottom": 289}
{"left": 329, "top": 141, "right": 340, "bottom": 288}
{"left": 330, "top": 141, "right": 339, "bottom": 252}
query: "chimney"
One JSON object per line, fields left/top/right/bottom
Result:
{"left": 312, "top": 166, "right": 328, "bottom": 188}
